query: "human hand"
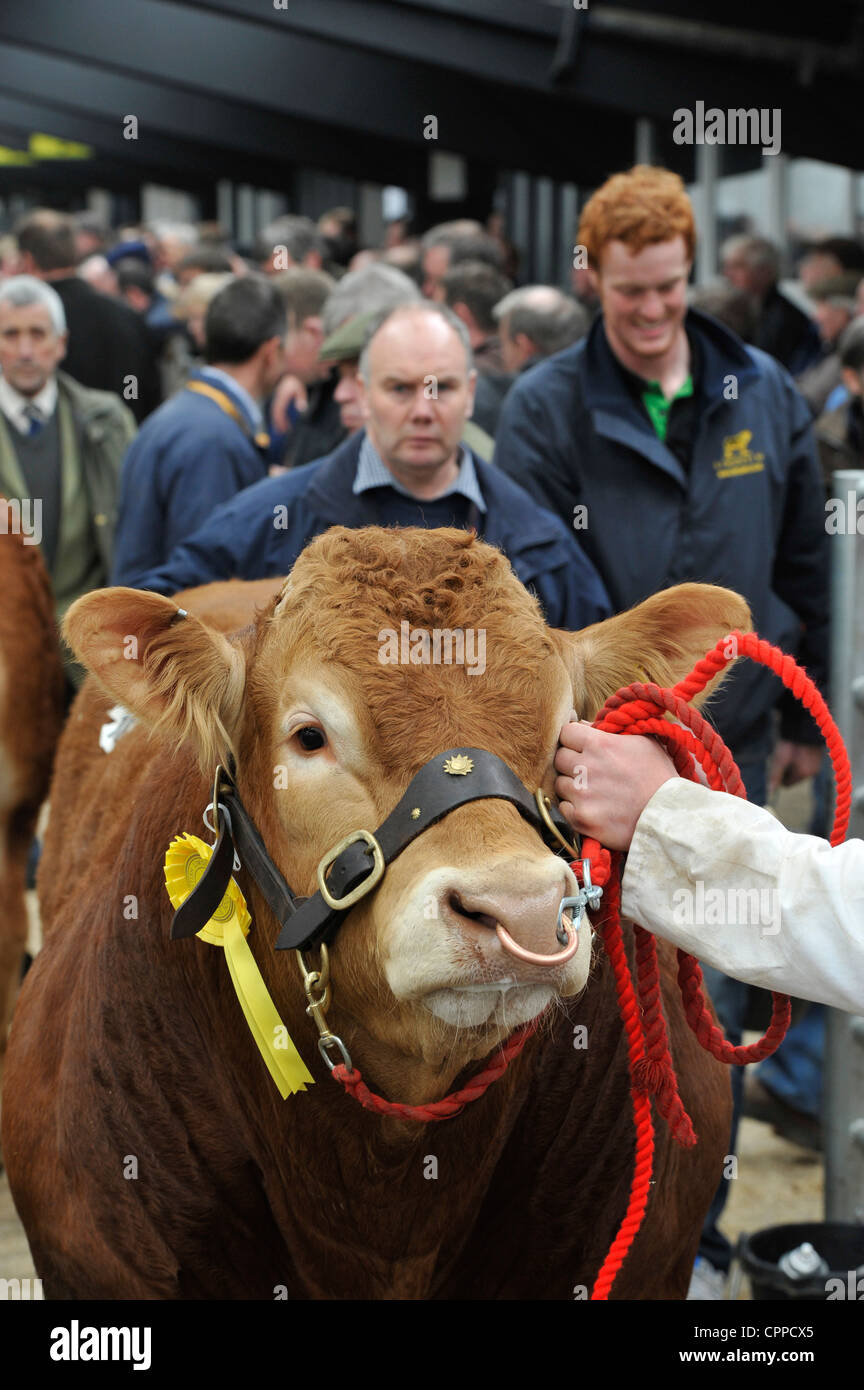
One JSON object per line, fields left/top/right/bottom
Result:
{"left": 271, "top": 374, "right": 308, "bottom": 432}
{"left": 554, "top": 721, "right": 677, "bottom": 852}
{"left": 769, "top": 741, "right": 824, "bottom": 795}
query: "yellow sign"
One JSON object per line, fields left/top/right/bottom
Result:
{"left": 714, "top": 429, "right": 765, "bottom": 479}
{"left": 0, "top": 146, "right": 33, "bottom": 166}
{"left": 29, "top": 133, "right": 92, "bottom": 161}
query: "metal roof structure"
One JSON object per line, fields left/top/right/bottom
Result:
{"left": 0, "top": 0, "right": 863, "bottom": 207}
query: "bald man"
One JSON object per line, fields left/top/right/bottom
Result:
{"left": 130, "top": 302, "right": 611, "bottom": 632}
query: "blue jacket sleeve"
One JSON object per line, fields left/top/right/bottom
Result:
{"left": 112, "top": 436, "right": 162, "bottom": 585}
{"left": 112, "top": 430, "right": 266, "bottom": 586}
{"left": 129, "top": 491, "right": 273, "bottom": 596}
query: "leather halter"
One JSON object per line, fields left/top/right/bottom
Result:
{"left": 170, "top": 748, "right": 579, "bottom": 954}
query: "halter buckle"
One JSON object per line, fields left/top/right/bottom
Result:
{"left": 316, "top": 829, "right": 385, "bottom": 910}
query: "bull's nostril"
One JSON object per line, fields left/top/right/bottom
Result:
{"left": 448, "top": 892, "right": 498, "bottom": 930}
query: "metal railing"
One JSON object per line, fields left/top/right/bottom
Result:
{"left": 826, "top": 469, "right": 864, "bottom": 1223}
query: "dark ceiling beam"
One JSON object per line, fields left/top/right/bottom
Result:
{"left": 167, "top": 0, "right": 557, "bottom": 90}
{"left": 4, "top": 0, "right": 862, "bottom": 177}
{"left": 0, "top": 92, "right": 295, "bottom": 188}
{"left": 598, "top": 0, "right": 859, "bottom": 47}
{"left": 0, "top": 43, "right": 424, "bottom": 188}
{"left": 0, "top": 0, "right": 546, "bottom": 148}
{"left": 386, "top": 0, "right": 561, "bottom": 36}
{"left": 0, "top": 44, "right": 637, "bottom": 187}
{"left": 0, "top": 0, "right": 633, "bottom": 176}
{"left": 166, "top": 0, "right": 864, "bottom": 104}
{"left": 3, "top": 0, "right": 852, "bottom": 181}
{"left": 389, "top": 0, "right": 861, "bottom": 52}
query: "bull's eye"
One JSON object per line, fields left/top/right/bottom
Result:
{"left": 296, "top": 726, "right": 326, "bottom": 752}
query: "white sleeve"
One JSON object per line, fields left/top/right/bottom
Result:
{"left": 620, "top": 777, "right": 864, "bottom": 1015}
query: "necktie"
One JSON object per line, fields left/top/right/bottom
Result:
{"left": 24, "top": 404, "right": 43, "bottom": 436}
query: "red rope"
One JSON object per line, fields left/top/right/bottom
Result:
{"left": 586, "top": 866, "right": 657, "bottom": 1299}
{"left": 584, "top": 629, "right": 850, "bottom": 1299}
{"left": 330, "top": 1015, "right": 541, "bottom": 1122}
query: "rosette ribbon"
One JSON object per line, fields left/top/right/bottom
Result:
{"left": 164, "top": 832, "right": 314, "bottom": 1098}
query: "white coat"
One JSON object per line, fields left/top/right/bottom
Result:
{"left": 621, "top": 778, "right": 864, "bottom": 1015}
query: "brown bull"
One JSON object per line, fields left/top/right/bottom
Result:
{"left": 2, "top": 527, "right": 746, "bottom": 1299}
{"left": 0, "top": 512, "right": 64, "bottom": 1098}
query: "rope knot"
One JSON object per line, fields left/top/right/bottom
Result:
{"left": 632, "top": 1057, "right": 667, "bottom": 1095}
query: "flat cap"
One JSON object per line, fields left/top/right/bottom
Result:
{"left": 807, "top": 271, "right": 862, "bottom": 303}
{"left": 318, "top": 309, "right": 378, "bottom": 364}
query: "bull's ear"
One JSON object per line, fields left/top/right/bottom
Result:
{"left": 552, "top": 583, "right": 752, "bottom": 721}
{"left": 64, "top": 587, "right": 245, "bottom": 768}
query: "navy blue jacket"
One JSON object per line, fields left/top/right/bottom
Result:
{"left": 132, "top": 432, "right": 612, "bottom": 632}
{"left": 112, "top": 372, "right": 269, "bottom": 585}
{"left": 493, "top": 309, "right": 829, "bottom": 756}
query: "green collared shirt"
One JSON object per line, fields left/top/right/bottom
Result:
{"left": 640, "top": 373, "right": 694, "bottom": 441}
{"left": 612, "top": 329, "right": 702, "bottom": 469}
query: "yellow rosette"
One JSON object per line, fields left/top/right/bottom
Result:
{"left": 164, "top": 832, "right": 314, "bottom": 1098}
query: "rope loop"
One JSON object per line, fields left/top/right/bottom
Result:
{"left": 583, "top": 629, "right": 850, "bottom": 1300}
{"left": 330, "top": 1016, "right": 540, "bottom": 1122}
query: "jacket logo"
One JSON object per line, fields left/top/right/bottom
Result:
{"left": 714, "top": 429, "right": 765, "bottom": 478}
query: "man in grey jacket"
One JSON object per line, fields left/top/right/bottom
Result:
{"left": 0, "top": 276, "right": 135, "bottom": 686}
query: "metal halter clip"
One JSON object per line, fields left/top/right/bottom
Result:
{"left": 202, "top": 764, "right": 241, "bottom": 872}
{"left": 579, "top": 858, "right": 603, "bottom": 913}
{"left": 556, "top": 860, "right": 603, "bottom": 945}
{"left": 295, "top": 945, "right": 354, "bottom": 1073}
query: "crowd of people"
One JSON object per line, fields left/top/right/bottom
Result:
{"left": 0, "top": 166, "right": 861, "bottom": 1299}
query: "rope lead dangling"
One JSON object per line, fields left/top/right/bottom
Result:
{"left": 583, "top": 628, "right": 851, "bottom": 1300}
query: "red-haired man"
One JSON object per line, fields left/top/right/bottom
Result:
{"left": 494, "top": 166, "right": 829, "bottom": 1297}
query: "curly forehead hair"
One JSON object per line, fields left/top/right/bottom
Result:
{"left": 276, "top": 525, "right": 548, "bottom": 638}
{"left": 578, "top": 165, "right": 696, "bottom": 268}
{"left": 260, "top": 526, "right": 561, "bottom": 781}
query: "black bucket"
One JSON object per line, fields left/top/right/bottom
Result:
{"left": 738, "top": 1222, "right": 864, "bottom": 1300}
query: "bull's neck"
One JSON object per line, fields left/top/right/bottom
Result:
{"left": 255, "top": 1020, "right": 534, "bottom": 1298}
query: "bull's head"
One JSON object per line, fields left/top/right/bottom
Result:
{"left": 66, "top": 528, "right": 749, "bottom": 1100}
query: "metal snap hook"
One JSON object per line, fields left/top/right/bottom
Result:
{"left": 202, "top": 801, "right": 241, "bottom": 873}
{"left": 579, "top": 859, "right": 603, "bottom": 913}
{"left": 557, "top": 895, "right": 585, "bottom": 945}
